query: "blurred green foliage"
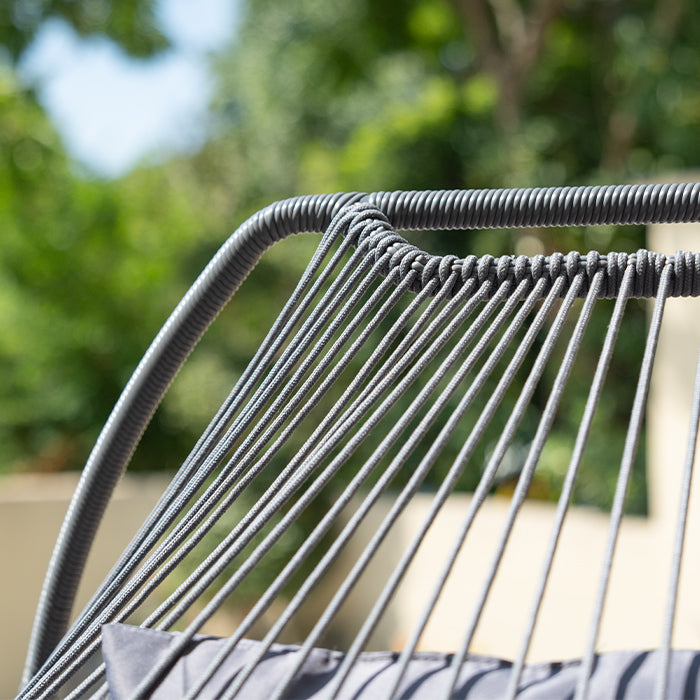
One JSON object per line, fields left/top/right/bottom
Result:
{"left": 0, "top": 0, "right": 168, "bottom": 61}
{"left": 2, "top": 0, "right": 699, "bottom": 523}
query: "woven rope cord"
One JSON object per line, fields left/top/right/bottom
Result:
{"left": 654, "top": 352, "right": 700, "bottom": 699}
{"left": 503, "top": 267, "right": 625, "bottom": 698}
{"left": 353, "top": 237, "right": 700, "bottom": 301}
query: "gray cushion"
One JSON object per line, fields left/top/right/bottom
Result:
{"left": 101, "top": 623, "right": 700, "bottom": 698}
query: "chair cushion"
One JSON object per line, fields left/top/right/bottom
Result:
{"left": 101, "top": 623, "right": 700, "bottom": 698}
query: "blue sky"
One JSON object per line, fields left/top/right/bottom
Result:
{"left": 20, "top": 0, "right": 239, "bottom": 178}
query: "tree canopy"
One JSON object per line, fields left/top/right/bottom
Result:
{"left": 214, "top": 0, "right": 699, "bottom": 197}
{"left": 2, "top": 0, "right": 699, "bottom": 517}
{"left": 0, "top": 0, "right": 167, "bottom": 62}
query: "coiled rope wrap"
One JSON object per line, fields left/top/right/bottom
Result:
{"left": 367, "top": 182, "right": 700, "bottom": 230}
{"left": 22, "top": 182, "right": 700, "bottom": 688}
{"left": 345, "top": 202, "right": 700, "bottom": 300}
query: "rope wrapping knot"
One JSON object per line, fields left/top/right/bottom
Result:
{"left": 342, "top": 207, "right": 700, "bottom": 300}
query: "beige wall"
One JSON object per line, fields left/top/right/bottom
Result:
{"left": 0, "top": 473, "right": 166, "bottom": 698}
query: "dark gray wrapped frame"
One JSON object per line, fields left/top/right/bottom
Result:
{"left": 19, "top": 183, "right": 700, "bottom": 698}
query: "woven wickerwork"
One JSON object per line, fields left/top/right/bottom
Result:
{"left": 19, "top": 183, "right": 700, "bottom": 699}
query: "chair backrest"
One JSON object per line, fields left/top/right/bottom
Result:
{"left": 18, "top": 184, "right": 700, "bottom": 699}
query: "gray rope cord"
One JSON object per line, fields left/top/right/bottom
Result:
{"left": 575, "top": 261, "right": 674, "bottom": 700}
{"left": 327, "top": 274, "right": 568, "bottom": 700}
{"left": 61, "top": 237, "right": 600, "bottom": 700}
{"left": 23, "top": 262, "right": 700, "bottom": 696}
{"left": 27, "top": 258, "right": 700, "bottom": 700}
{"left": 286, "top": 278, "right": 568, "bottom": 700}
{"left": 71, "top": 259, "right": 432, "bottom": 698}
{"left": 148, "top": 264, "right": 416, "bottom": 632}
{"left": 117, "top": 268, "right": 406, "bottom": 627}
{"left": 266, "top": 284, "right": 528, "bottom": 700}
{"left": 41, "top": 254, "right": 405, "bottom": 696}
{"left": 353, "top": 245, "right": 700, "bottom": 302}
{"left": 180, "top": 275, "right": 450, "bottom": 699}
{"left": 224, "top": 278, "right": 527, "bottom": 700}
{"left": 62, "top": 665, "right": 104, "bottom": 700}
{"left": 20, "top": 211, "right": 365, "bottom": 699}
{"left": 315, "top": 276, "right": 553, "bottom": 700}
{"left": 26, "top": 219, "right": 700, "bottom": 696}
{"left": 366, "top": 182, "right": 700, "bottom": 230}
{"left": 22, "top": 191, "right": 364, "bottom": 687}
{"left": 170, "top": 264, "right": 516, "bottom": 696}
{"left": 504, "top": 266, "right": 628, "bottom": 699}
{"left": 392, "top": 269, "right": 601, "bottom": 699}
{"left": 133, "top": 263, "right": 501, "bottom": 698}
{"left": 654, "top": 348, "right": 700, "bottom": 700}
{"left": 136, "top": 238, "right": 457, "bottom": 642}
{"left": 189, "top": 281, "right": 495, "bottom": 697}
{"left": 21, "top": 183, "right": 700, "bottom": 695}
{"left": 25, "top": 215, "right": 396, "bottom": 699}
{"left": 441, "top": 270, "right": 590, "bottom": 698}
{"left": 124, "top": 223, "right": 696, "bottom": 700}
{"left": 21, "top": 204, "right": 358, "bottom": 699}
{"left": 91, "top": 212, "right": 348, "bottom": 596}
